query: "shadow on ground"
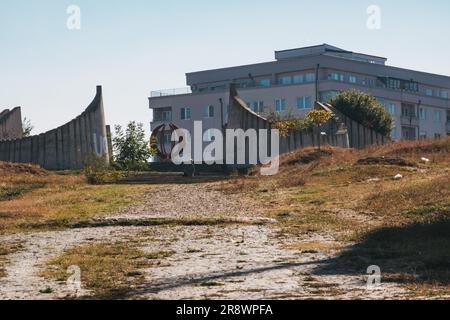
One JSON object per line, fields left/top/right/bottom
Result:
{"left": 117, "top": 173, "right": 230, "bottom": 185}
{"left": 313, "top": 219, "right": 450, "bottom": 285}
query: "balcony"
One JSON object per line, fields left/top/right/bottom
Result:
{"left": 152, "top": 108, "right": 172, "bottom": 123}
{"left": 400, "top": 115, "right": 419, "bottom": 127}
{"left": 150, "top": 87, "right": 192, "bottom": 98}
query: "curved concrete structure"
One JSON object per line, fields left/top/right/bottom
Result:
{"left": 226, "top": 84, "right": 387, "bottom": 165}
{"left": 0, "top": 86, "right": 110, "bottom": 170}
{"left": 0, "top": 107, "right": 23, "bottom": 141}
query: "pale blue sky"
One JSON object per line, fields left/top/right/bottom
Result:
{"left": 1, "top": 0, "right": 449, "bottom": 135}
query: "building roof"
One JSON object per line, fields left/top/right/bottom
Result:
{"left": 185, "top": 44, "right": 450, "bottom": 88}
{"left": 274, "top": 43, "right": 387, "bottom": 65}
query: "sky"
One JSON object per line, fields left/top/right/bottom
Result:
{"left": 1, "top": 0, "right": 450, "bottom": 136}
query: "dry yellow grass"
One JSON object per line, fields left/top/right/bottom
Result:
{"left": 41, "top": 241, "right": 159, "bottom": 299}
{"left": 221, "top": 138, "right": 450, "bottom": 294}
{"left": 0, "top": 164, "right": 150, "bottom": 234}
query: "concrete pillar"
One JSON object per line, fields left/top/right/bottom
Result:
{"left": 38, "top": 134, "right": 46, "bottom": 167}
{"left": 68, "top": 120, "right": 76, "bottom": 168}
{"left": 62, "top": 124, "right": 71, "bottom": 169}
{"left": 56, "top": 127, "right": 64, "bottom": 170}
{"left": 45, "top": 130, "right": 57, "bottom": 169}
{"left": 74, "top": 117, "right": 82, "bottom": 168}
{"left": 31, "top": 135, "right": 39, "bottom": 164}
{"left": 20, "top": 137, "right": 32, "bottom": 163}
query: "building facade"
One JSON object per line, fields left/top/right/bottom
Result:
{"left": 149, "top": 44, "right": 450, "bottom": 152}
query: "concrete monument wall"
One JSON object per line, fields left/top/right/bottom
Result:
{"left": 226, "top": 85, "right": 387, "bottom": 166}
{"left": 0, "top": 86, "right": 110, "bottom": 170}
{"left": 0, "top": 107, "right": 23, "bottom": 141}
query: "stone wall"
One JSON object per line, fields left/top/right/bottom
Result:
{"left": 0, "top": 86, "right": 110, "bottom": 170}
{"left": 0, "top": 107, "right": 23, "bottom": 141}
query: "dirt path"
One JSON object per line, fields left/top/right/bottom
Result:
{"left": 0, "top": 226, "right": 147, "bottom": 300}
{"left": 0, "top": 183, "right": 408, "bottom": 300}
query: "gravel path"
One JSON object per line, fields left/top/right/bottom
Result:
{"left": 0, "top": 182, "right": 408, "bottom": 300}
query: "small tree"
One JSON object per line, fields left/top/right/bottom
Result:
{"left": 22, "top": 117, "right": 34, "bottom": 137}
{"left": 306, "top": 110, "right": 333, "bottom": 150}
{"left": 113, "top": 121, "right": 152, "bottom": 170}
{"left": 330, "top": 90, "right": 393, "bottom": 137}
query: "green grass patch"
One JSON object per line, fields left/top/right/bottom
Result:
{"left": 0, "top": 183, "right": 46, "bottom": 201}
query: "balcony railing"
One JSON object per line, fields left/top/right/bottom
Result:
{"left": 150, "top": 87, "right": 192, "bottom": 97}
{"left": 400, "top": 115, "right": 419, "bottom": 126}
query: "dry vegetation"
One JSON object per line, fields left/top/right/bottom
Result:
{"left": 0, "top": 162, "right": 149, "bottom": 234}
{"left": 218, "top": 138, "right": 450, "bottom": 297}
{"left": 41, "top": 240, "right": 164, "bottom": 299}
{"left": 1, "top": 139, "right": 449, "bottom": 299}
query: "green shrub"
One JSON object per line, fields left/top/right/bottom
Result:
{"left": 330, "top": 90, "right": 393, "bottom": 137}
{"left": 83, "top": 156, "right": 125, "bottom": 185}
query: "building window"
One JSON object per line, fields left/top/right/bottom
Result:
{"left": 279, "top": 76, "right": 292, "bottom": 85}
{"left": 386, "top": 103, "right": 397, "bottom": 116}
{"left": 180, "top": 107, "right": 191, "bottom": 120}
{"left": 305, "top": 97, "right": 313, "bottom": 109}
{"left": 328, "top": 73, "right": 344, "bottom": 82}
{"left": 441, "top": 90, "right": 449, "bottom": 99}
{"left": 433, "top": 110, "right": 442, "bottom": 122}
{"left": 297, "top": 97, "right": 313, "bottom": 109}
{"left": 161, "top": 110, "right": 172, "bottom": 121}
{"left": 305, "top": 73, "right": 316, "bottom": 82}
{"left": 388, "top": 78, "right": 401, "bottom": 90}
{"left": 293, "top": 75, "right": 304, "bottom": 84}
{"left": 349, "top": 75, "right": 357, "bottom": 84}
{"left": 402, "top": 104, "right": 416, "bottom": 117}
{"left": 275, "top": 99, "right": 287, "bottom": 112}
{"left": 259, "top": 79, "right": 271, "bottom": 87}
{"left": 164, "top": 132, "right": 172, "bottom": 145}
{"left": 320, "top": 91, "right": 339, "bottom": 102}
{"left": 203, "top": 105, "right": 214, "bottom": 118}
{"left": 364, "top": 78, "right": 375, "bottom": 87}
{"left": 386, "top": 103, "right": 396, "bottom": 116}
{"left": 253, "top": 101, "right": 264, "bottom": 113}
{"left": 329, "top": 73, "right": 338, "bottom": 81}
{"left": 297, "top": 97, "right": 304, "bottom": 109}
{"left": 426, "top": 88, "right": 434, "bottom": 97}
{"left": 391, "top": 126, "right": 397, "bottom": 139}
{"left": 419, "top": 108, "right": 427, "bottom": 120}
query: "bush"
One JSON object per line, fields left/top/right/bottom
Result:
{"left": 267, "top": 112, "right": 313, "bottom": 137}
{"left": 330, "top": 90, "right": 393, "bottom": 137}
{"left": 113, "top": 122, "right": 153, "bottom": 170}
{"left": 83, "top": 156, "right": 125, "bottom": 185}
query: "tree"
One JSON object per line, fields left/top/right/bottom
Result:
{"left": 113, "top": 121, "right": 153, "bottom": 170}
{"left": 330, "top": 90, "right": 393, "bottom": 137}
{"left": 22, "top": 117, "right": 34, "bottom": 137}
{"left": 305, "top": 110, "right": 333, "bottom": 150}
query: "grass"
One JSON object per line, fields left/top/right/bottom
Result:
{"left": 41, "top": 241, "right": 157, "bottom": 299}
{"left": 0, "top": 163, "right": 151, "bottom": 234}
{"left": 18, "top": 217, "right": 264, "bottom": 231}
{"left": 220, "top": 138, "right": 450, "bottom": 296}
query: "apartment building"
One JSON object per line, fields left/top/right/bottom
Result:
{"left": 149, "top": 44, "right": 450, "bottom": 151}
